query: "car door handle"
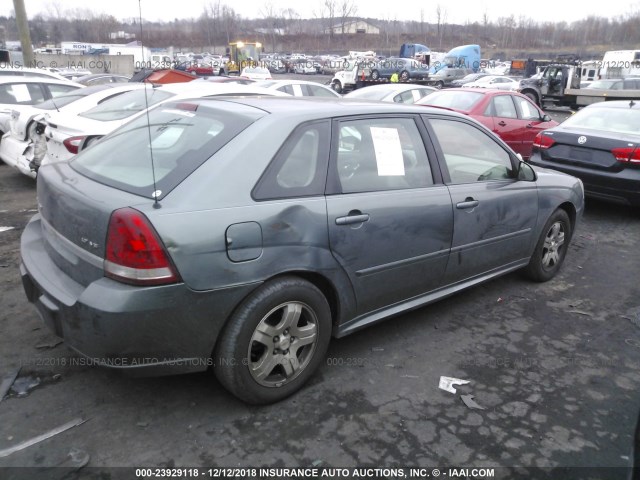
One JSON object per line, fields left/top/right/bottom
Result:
{"left": 498, "top": 121, "right": 507, "bottom": 126}
{"left": 335, "top": 211, "right": 370, "bottom": 225}
{"left": 456, "top": 198, "right": 480, "bottom": 209}
{"left": 526, "top": 123, "right": 533, "bottom": 128}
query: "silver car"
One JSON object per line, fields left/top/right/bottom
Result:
{"left": 21, "top": 97, "right": 584, "bottom": 404}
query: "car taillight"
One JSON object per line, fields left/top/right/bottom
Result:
{"left": 104, "top": 207, "right": 180, "bottom": 286}
{"left": 533, "top": 133, "right": 555, "bottom": 149}
{"left": 62, "top": 136, "right": 87, "bottom": 154}
{"left": 612, "top": 146, "right": 640, "bottom": 164}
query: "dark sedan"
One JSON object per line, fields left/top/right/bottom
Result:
{"left": 529, "top": 100, "right": 640, "bottom": 206}
{"left": 21, "top": 97, "right": 583, "bottom": 404}
{"left": 417, "top": 88, "right": 558, "bottom": 159}
{"left": 450, "top": 72, "right": 491, "bottom": 87}
{"left": 369, "top": 57, "right": 430, "bottom": 81}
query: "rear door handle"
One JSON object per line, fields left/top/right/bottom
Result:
{"left": 456, "top": 198, "right": 480, "bottom": 209}
{"left": 498, "top": 121, "right": 507, "bottom": 126}
{"left": 335, "top": 211, "right": 370, "bottom": 225}
{"left": 526, "top": 123, "right": 533, "bottom": 128}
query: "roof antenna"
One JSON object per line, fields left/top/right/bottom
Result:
{"left": 138, "top": 0, "right": 160, "bottom": 209}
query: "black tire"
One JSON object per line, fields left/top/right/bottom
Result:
{"left": 523, "top": 209, "right": 571, "bottom": 282}
{"left": 214, "top": 276, "right": 331, "bottom": 404}
{"left": 400, "top": 70, "right": 410, "bottom": 81}
{"left": 331, "top": 81, "right": 342, "bottom": 93}
{"left": 436, "top": 81, "right": 445, "bottom": 89}
{"left": 370, "top": 69, "right": 380, "bottom": 80}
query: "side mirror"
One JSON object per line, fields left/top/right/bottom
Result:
{"left": 542, "top": 114, "right": 552, "bottom": 122}
{"left": 517, "top": 160, "right": 536, "bottom": 182}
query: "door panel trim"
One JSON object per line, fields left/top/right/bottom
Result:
{"left": 450, "top": 228, "right": 532, "bottom": 254}
{"left": 355, "top": 249, "right": 450, "bottom": 277}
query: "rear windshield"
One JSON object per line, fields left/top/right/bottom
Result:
{"left": 79, "top": 87, "right": 173, "bottom": 121}
{"left": 346, "top": 88, "right": 391, "bottom": 100}
{"left": 37, "top": 94, "right": 85, "bottom": 110}
{"left": 420, "top": 90, "right": 484, "bottom": 111}
{"left": 71, "top": 100, "right": 262, "bottom": 198}
{"left": 37, "top": 84, "right": 112, "bottom": 111}
{"left": 561, "top": 106, "right": 640, "bottom": 135}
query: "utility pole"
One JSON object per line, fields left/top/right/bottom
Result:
{"left": 13, "top": 0, "right": 34, "bottom": 67}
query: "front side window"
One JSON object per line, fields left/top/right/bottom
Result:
{"left": 513, "top": 95, "right": 541, "bottom": 121}
{"left": 429, "top": 118, "right": 515, "bottom": 184}
{"left": 335, "top": 117, "right": 433, "bottom": 194}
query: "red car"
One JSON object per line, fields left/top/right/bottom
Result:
{"left": 416, "top": 88, "right": 558, "bottom": 159}
{"left": 186, "top": 63, "right": 215, "bottom": 76}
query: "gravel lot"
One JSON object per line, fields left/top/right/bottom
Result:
{"left": 0, "top": 91, "right": 638, "bottom": 479}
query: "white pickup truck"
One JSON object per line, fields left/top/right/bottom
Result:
{"left": 330, "top": 58, "right": 373, "bottom": 94}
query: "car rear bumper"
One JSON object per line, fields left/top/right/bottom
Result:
{"left": 20, "top": 215, "right": 259, "bottom": 376}
{"left": 529, "top": 157, "right": 640, "bottom": 206}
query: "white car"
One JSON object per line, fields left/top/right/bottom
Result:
{"left": 465, "top": 75, "right": 520, "bottom": 90}
{"left": 0, "top": 83, "right": 146, "bottom": 178}
{"left": 254, "top": 80, "right": 340, "bottom": 97}
{"left": 41, "top": 82, "right": 288, "bottom": 166}
{"left": 240, "top": 67, "right": 272, "bottom": 80}
{"left": 0, "top": 76, "right": 82, "bottom": 136}
{"left": 292, "top": 61, "right": 317, "bottom": 75}
{"left": 0, "top": 67, "right": 72, "bottom": 81}
{"left": 343, "top": 83, "right": 437, "bottom": 104}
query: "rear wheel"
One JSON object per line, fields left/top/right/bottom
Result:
{"left": 400, "top": 70, "right": 410, "bottom": 81}
{"left": 214, "top": 277, "right": 331, "bottom": 404}
{"left": 370, "top": 69, "right": 380, "bottom": 80}
{"left": 523, "top": 209, "right": 571, "bottom": 282}
{"left": 436, "top": 81, "right": 445, "bottom": 89}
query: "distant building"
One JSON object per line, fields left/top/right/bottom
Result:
{"left": 325, "top": 20, "right": 380, "bottom": 35}
{"left": 109, "top": 31, "right": 136, "bottom": 40}
{"left": 255, "top": 28, "right": 285, "bottom": 36}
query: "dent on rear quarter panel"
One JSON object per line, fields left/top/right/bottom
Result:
{"left": 533, "top": 168, "right": 584, "bottom": 247}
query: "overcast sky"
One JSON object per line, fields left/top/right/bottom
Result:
{"left": 2, "top": 0, "right": 639, "bottom": 24}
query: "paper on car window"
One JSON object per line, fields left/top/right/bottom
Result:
{"left": 10, "top": 84, "right": 31, "bottom": 103}
{"left": 370, "top": 127, "right": 405, "bottom": 176}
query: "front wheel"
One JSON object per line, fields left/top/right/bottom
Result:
{"left": 523, "top": 209, "right": 571, "bottom": 282}
{"left": 331, "top": 81, "right": 342, "bottom": 93}
{"left": 214, "top": 277, "right": 331, "bottom": 404}
{"left": 370, "top": 69, "right": 380, "bottom": 80}
{"left": 400, "top": 70, "right": 410, "bottom": 81}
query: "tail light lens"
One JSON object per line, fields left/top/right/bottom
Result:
{"left": 533, "top": 132, "right": 555, "bottom": 149}
{"left": 104, "top": 208, "right": 180, "bottom": 286}
{"left": 612, "top": 146, "right": 640, "bottom": 164}
{"left": 62, "top": 136, "right": 87, "bottom": 154}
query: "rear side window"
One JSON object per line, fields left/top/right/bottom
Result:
{"left": 253, "top": 121, "right": 330, "bottom": 200}
{"left": 71, "top": 100, "right": 262, "bottom": 199}
{"left": 0, "top": 83, "right": 45, "bottom": 104}
{"left": 335, "top": 117, "right": 434, "bottom": 194}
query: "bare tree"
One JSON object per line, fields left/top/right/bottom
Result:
{"left": 338, "top": 0, "right": 357, "bottom": 35}
{"left": 323, "top": 0, "right": 336, "bottom": 41}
